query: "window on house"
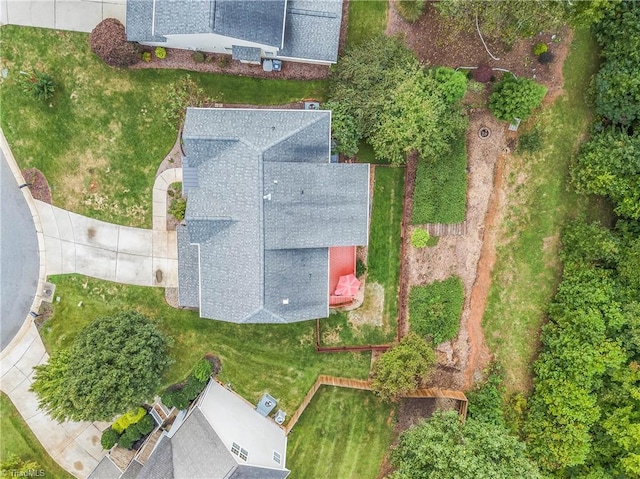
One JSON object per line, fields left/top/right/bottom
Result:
{"left": 239, "top": 448, "right": 249, "bottom": 461}
{"left": 273, "top": 451, "right": 281, "bottom": 464}
{"left": 231, "top": 443, "right": 240, "bottom": 455}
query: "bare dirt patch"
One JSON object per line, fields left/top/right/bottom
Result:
{"left": 348, "top": 282, "right": 385, "bottom": 330}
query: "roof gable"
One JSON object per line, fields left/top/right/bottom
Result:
{"left": 213, "top": 0, "right": 286, "bottom": 47}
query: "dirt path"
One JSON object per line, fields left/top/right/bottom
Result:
{"left": 403, "top": 112, "right": 506, "bottom": 390}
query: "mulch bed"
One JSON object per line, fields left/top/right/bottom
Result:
{"left": 21, "top": 168, "right": 52, "bottom": 204}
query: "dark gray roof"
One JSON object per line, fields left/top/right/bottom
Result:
{"left": 232, "top": 45, "right": 263, "bottom": 62}
{"left": 88, "top": 457, "right": 121, "bottom": 479}
{"left": 178, "top": 108, "right": 369, "bottom": 323}
{"left": 126, "top": 0, "right": 286, "bottom": 47}
{"left": 213, "top": 0, "right": 286, "bottom": 47}
{"left": 171, "top": 409, "right": 238, "bottom": 478}
{"left": 176, "top": 226, "right": 200, "bottom": 308}
{"left": 136, "top": 436, "right": 174, "bottom": 479}
{"left": 231, "top": 465, "right": 290, "bottom": 479}
{"left": 125, "top": 0, "right": 167, "bottom": 42}
{"left": 279, "top": 0, "right": 343, "bottom": 63}
{"left": 120, "top": 461, "right": 143, "bottom": 479}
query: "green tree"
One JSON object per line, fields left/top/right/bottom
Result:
{"left": 489, "top": 74, "right": 547, "bottom": 122}
{"left": 31, "top": 311, "right": 173, "bottom": 422}
{"left": 323, "top": 101, "right": 360, "bottom": 158}
{"left": 371, "top": 333, "right": 436, "bottom": 400}
{"left": 572, "top": 129, "right": 640, "bottom": 219}
{"left": 390, "top": 411, "right": 541, "bottom": 479}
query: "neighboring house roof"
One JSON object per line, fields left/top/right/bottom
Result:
{"left": 90, "top": 381, "right": 290, "bottom": 479}
{"left": 178, "top": 108, "right": 369, "bottom": 323}
{"left": 279, "top": 0, "right": 343, "bottom": 63}
{"left": 125, "top": 0, "right": 343, "bottom": 63}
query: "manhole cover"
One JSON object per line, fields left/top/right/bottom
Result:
{"left": 478, "top": 127, "right": 491, "bottom": 139}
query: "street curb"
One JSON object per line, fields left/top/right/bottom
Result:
{"left": 0, "top": 128, "right": 48, "bottom": 362}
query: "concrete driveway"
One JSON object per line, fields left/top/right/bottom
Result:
{"left": 35, "top": 201, "right": 178, "bottom": 287}
{"left": 0, "top": 0, "right": 126, "bottom": 33}
{"left": 0, "top": 150, "right": 40, "bottom": 350}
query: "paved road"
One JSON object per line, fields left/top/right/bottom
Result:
{"left": 0, "top": 151, "right": 39, "bottom": 350}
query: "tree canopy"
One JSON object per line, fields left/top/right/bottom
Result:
{"left": 371, "top": 333, "right": 436, "bottom": 400}
{"left": 327, "top": 35, "right": 467, "bottom": 164}
{"left": 31, "top": 311, "right": 173, "bottom": 422}
{"left": 390, "top": 411, "right": 541, "bottom": 479}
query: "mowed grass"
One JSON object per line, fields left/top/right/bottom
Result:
{"left": 483, "top": 29, "right": 613, "bottom": 393}
{"left": 412, "top": 132, "right": 467, "bottom": 224}
{"left": 286, "top": 386, "right": 394, "bottom": 479}
{"left": 346, "top": 0, "right": 388, "bottom": 46}
{"left": 0, "top": 26, "right": 326, "bottom": 227}
{"left": 319, "top": 167, "right": 404, "bottom": 345}
{"left": 0, "top": 393, "right": 74, "bottom": 479}
{"left": 40, "top": 275, "right": 371, "bottom": 415}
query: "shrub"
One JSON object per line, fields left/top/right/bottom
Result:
{"left": 161, "top": 74, "right": 211, "bottom": 127}
{"left": 473, "top": 64, "right": 493, "bottom": 83}
{"left": 169, "top": 197, "right": 187, "bottom": 220}
{"left": 409, "top": 277, "right": 464, "bottom": 344}
{"left": 183, "top": 375, "right": 207, "bottom": 400}
{"left": 430, "top": 67, "right": 467, "bottom": 104}
{"left": 192, "top": 51, "right": 206, "bottom": 63}
{"left": 21, "top": 70, "right": 55, "bottom": 101}
{"left": 141, "top": 51, "right": 151, "bottom": 62}
{"left": 467, "top": 80, "right": 485, "bottom": 94}
{"left": 161, "top": 387, "right": 190, "bottom": 410}
{"left": 411, "top": 228, "right": 431, "bottom": 248}
{"left": 100, "top": 427, "right": 120, "bottom": 450}
{"left": 133, "top": 414, "right": 156, "bottom": 436}
{"left": 89, "top": 18, "right": 139, "bottom": 67}
{"left": 112, "top": 407, "right": 146, "bottom": 434}
{"left": 533, "top": 42, "right": 548, "bottom": 56}
{"left": 517, "top": 128, "right": 542, "bottom": 154}
{"left": 155, "top": 47, "right": 167, "bottom": 59}
{"left": 218, "top": 55, "right": 231, "bottom": 68}
{"left": 356, "top": 258, "right": 367, "bottom": 278}
{"left": 396, "top": 0, "right": 425, "bottom": 23}
{"left": 537, "top": 51, "right": 555, "bottom": 64}
{"left": 489, "top": 74, "right": 547, "bottom": 122}
{"left": 118, "top": 427, "right": 142, "bottom": 450}
{"left": 192, "top": 358, "right": 213, "bottom": 382}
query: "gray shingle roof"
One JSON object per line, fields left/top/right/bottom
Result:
{"left": 231, "top": 465, "right": 290, "bottom": 479}
{"left": 279, "top": 0, "right": 343, "bottom": 62}
{"left": 120, "top": 461, "right": 143, "bottom": 479}
{"left": 177, "top": 226, "right": 200, "bottom": 308}
{"left": 127, "top": 0, "right": 287, "bottom": 47}
{"left": 178, "top": 108, "right": 369, "bottom": 323}
{"left": 88, "top": 457, "right": 121, "bottom": 479}
{"left": 232, "top": 45, "right": 263, "bottom": 62}
{"left": 136, "top": 436, "right": 174, "bottom": 479}
{"left": 213, "top": 0, "right": 286, "bottom": 47}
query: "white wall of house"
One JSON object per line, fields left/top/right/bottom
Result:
{"left": 140, "top": 32, "right": 278, "bottom": 57}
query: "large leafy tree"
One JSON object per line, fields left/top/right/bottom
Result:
{"left": 31, "top": 311, "right": 173, "bottom": 422}
{"left": 371, "top": 333, "right": 436, "bottom": 400}
{"left": 489, "top": 74, "right": 547, "bottom": 122}
{"left": 390, "top": 411, "right": 541, "bottom": 479}
{"left": 328, "top": 36, "right": 467, "bottom": 164}
{"left": 572, "top": 129, "right": 640, "bottom": 219}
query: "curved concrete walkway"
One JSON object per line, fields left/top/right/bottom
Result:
{"left": 1, "top": 128, "right": 183, "bottom": 478}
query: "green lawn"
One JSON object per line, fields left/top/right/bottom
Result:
{"left": 346, "top": 0, "right": 388, "bottom": 46}
{"left": 318, "top": 166, "right": 404, "bottom": 346}
{"left": 412, "top": 132, "right": 467, "bottom": 224}
{"left": 0, "top": 26, "right": 327, "bottom": 227}
{"left": 409, "top": 277, "right": 464, "bottom": 345}
{"left": 0, "top": 393, "right": 74, "bottom": 479}
{"left": 286, "top": 386, "right": 394, "bottom": 479}
{"left": 482, "top": 29, "right": 613, "bottom": 394}
{"left": 40, "top": 275, "right": 370, "bottom": 415}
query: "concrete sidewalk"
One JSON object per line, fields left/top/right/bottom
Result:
{"left": 0, "top": 0, "right": 126, "bottom": 33}
{"left": 36, "top": 199, "right": 179, "bottom": 287}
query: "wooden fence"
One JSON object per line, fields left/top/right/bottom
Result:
{"left": 423, "top": 222, "right": 468, "bottom": 236}
{"left": 285, "top": 374, "right": 468, "bottom": 434}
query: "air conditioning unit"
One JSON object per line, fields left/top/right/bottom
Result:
{"left": 274, "top": 410, "right": 286, "bottom": 425}
{"left": 256, "top": 393, "right": 277, "bottom": 417}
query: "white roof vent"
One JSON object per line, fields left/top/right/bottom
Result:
{"left": 263, "top": 193, "right": 271, "bottom": 200}
{"left": 282, "top": 298, "right": 289, "bottom": 305}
